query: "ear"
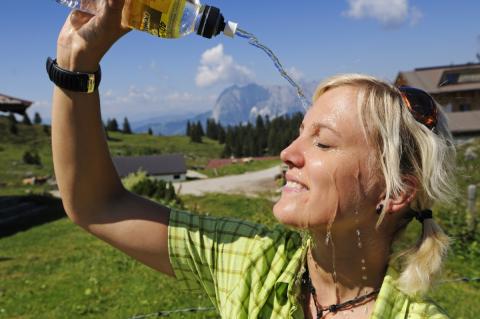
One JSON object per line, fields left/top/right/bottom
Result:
{"left": 384, "top": 175, "right": 418, "bottom": 214}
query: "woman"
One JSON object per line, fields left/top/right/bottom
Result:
{"left": 50, "top": 1, "right": 456, "bottom": 318}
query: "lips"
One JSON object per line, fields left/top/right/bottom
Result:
{"left": 283, "top": 173, "right": 309, "bottom": 192}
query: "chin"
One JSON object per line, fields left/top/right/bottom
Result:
{"left": 273, "top": 197, "right": 334, "bottom": 229}
{"left": 273, "top": 199, "right": 307, "bottom": 229}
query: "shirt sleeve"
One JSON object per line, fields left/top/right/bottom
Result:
{"left": 168, "top": 209, "right": 302, "bottom": 309}
{"left": 167, "top": 209, "right": 274, "bottom": 303}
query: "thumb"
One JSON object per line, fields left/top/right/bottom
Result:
{"left": 69, "top": 10, "right": 95, "bottom": 30}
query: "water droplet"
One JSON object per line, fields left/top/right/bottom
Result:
{"left": 361, "top": 259, "right": 366, "bottom": 264}
{"left": 325, "top": 230, "right": 331, "bottom": 245}
{"left": 361, "top": 266, "right": 366, "bottom": 270}
{"left": 357, "top": 242, "right": 363, "bottom": 248}
{"left": 362, "top": 275, "right": 368, "bottom": 280}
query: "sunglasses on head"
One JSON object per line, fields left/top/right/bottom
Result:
{"left": 398, "top": 86, "right": 438, "bottom": 132}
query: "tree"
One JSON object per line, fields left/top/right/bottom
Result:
{"left": 106, "top": 118, "right": 119, "bottom": 131}
{"left": 185, "top": 121, "right": 191, "bottom": 136}
{"left": 122, "top": 117, "right": 132, "bottom": 134}
{"left": 9, "top": 121, "right": 18, "bottom": 135}
{"left": 206, "top": 118, "right": 218, "bottom": 140}
{"left": 196, "top": 121, "right": 205, "bottom": 137}
{"left": 165, "top": 182, "right": 176, "bottom": 202}
{"left": 189, "top": 122, "right": 203, "bottom": 143}
{"left": 217, "top": 125, "right": 226, "bottom": 144}
{"left": 34, "top": 112, "right": 42, "bottom": 125}
{"left": 22, "top": 113, "right": 32, "bottom": 126}
{"left": 154, "top": 180, "right": 166, "bottom": 200}
{"left": 43, "top": 125, "right": 50, "bottom": 136}
{"left": 8, "top": 113, "right": 17, "bottom": 124}
{"left": 147, "top": 127, "right": 153, "bottom": 135}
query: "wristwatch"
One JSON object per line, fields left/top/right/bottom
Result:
{"left": 46, "top": 57, "right": 101, "bottom": 93}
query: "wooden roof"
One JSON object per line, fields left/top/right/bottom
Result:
{"left": 395, "top": 63, "right": 480, "bottom": 94}
{"left": 0, "top": 93, "right": 33, "bottom": 115}
{"left": 112, "top": 154, "right": 186, "bottom": 178}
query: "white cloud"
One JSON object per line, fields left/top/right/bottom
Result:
{"left": 28, "top": 100, "right": 51, "bottom": 123}
{"left": 196, "top": 44, "right": 255, "bottom": 87}
{"left": 344, "top": 0, "right": 422, "bottom": 27}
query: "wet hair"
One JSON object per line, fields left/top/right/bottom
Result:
{"left": 313, "top": 74, "right": 457, "bottom": 295}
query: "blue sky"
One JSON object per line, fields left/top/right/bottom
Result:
{"left": 0, "top": 0, "right": 479, "bottom": 123}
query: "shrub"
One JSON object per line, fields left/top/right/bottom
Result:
{"left": 23, "top": 150, "right": 41, "bottom": 166}
{"left": 122, "top": 170, "right": 181, "bottom": 205}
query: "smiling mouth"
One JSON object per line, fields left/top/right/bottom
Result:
{"left": 283, "top": 180, "right": 309, "bottom": 192}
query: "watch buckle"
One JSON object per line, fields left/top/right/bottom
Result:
{"left": 87, "top": 74, "right": 96, "bottom": 93}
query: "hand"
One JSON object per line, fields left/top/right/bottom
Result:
{"left": 56, "top": 0, "right": 131, "bottom": 72}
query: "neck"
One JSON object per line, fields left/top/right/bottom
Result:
{"left": 306, "top": 221, "right": 390, "bottom": 306}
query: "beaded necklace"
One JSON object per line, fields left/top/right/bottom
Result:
{"left": 301, "top": 267, "right": 379, "bottom": 318}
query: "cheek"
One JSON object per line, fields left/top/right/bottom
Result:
{"left": 307, "top": 158, "right": 365, "bottom": 223}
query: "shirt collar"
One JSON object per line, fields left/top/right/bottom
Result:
{"left": 275, "top": 238, "right": 409, "bottom": 319}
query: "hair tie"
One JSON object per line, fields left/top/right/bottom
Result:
{"left": 414, "top": 209, "right": 433, "bottom": 223}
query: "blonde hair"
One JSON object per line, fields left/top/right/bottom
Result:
{"left": 313, "top": 74, "right": 457, "bottom": 295}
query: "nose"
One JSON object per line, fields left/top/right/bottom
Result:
{"left": 280, "top": 136, "right": 305, "bottom": 168}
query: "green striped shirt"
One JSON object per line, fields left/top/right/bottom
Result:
{"left": 168, "top": 209, "right": 450, "bottom": 318}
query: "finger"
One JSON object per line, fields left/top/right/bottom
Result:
{"left": 101, "top": 0, "right": 125, "bottom": 19}
{"left": 107, "top": 0, "right": 126, "bottom": 12}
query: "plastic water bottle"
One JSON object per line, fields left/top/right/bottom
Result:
{"left": 55, "top": 0, "right": 238, "bottom": 39}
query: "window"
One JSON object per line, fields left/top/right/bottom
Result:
{"left": 174, "top": 175, "right": 180, "bottom": 180}
{"left": 439, "top": 69, "right": 480, "bottom": 86}
{"left": 459, "top": 104, "right": 471, "bottom": 112}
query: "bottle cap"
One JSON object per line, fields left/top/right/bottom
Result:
{"left": 197, "top": 5, "right": 223, "bottom": 38}
{"left": 223, "top": 21, "right": 238, "bottom": 38}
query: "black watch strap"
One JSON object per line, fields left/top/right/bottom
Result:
{"left": 46, "top": 57, "right": 101, "bottom": 93}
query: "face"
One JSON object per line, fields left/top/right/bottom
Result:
{"left": 273, "top": 86, "right": 383, "bottom": 230}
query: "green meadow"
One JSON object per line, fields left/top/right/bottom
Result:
{"left": 0, "top": 118, "right": 479, "bottom": 318}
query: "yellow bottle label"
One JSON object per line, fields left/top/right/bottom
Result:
{"left": 124, "top": 0, "right": 187, "bottom": 38}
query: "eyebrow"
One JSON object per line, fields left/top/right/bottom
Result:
{"left": 299, "top": 121, "right": 341, "bottom": 137}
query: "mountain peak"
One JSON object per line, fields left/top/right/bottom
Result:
{"left": 212, "top": 81, "right": 316, "bottom": 125}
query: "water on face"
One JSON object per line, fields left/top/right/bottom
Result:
{"left": 235, "top": 28, "right": 311, "bottom": 110}
{"left": 355, "top": 211, "right": 368, "bottom": 281}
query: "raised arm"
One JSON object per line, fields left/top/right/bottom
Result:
{"left": 51, "top": 0, "right": 174, "bottom": 276}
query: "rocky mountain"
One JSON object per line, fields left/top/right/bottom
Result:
{"left": 211, "top": 81, "right": 317, "bottom": 126}
{"left": 133, "top": 81, "right": 317, "bottom": 135}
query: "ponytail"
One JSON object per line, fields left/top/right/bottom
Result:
{"left": 397, "top": 218, "right": 450, "bottom": 295}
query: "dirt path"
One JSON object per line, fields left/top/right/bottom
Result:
{"left": 174, "top": 166, "right": 282, "bottom": 197}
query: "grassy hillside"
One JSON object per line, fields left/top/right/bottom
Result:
{"left": 1, "top": 192, "right": 479, "bottom": 318}
{"left": 0, "top": 116, "right": 224, "bottom": 196}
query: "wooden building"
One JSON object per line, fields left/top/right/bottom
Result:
{"left": 395, "top": 63, "right": 480, "bottom": 137}
{"left": 0, "top": 93, "right": 32, "bottom": 115}
{"left": 112, "top": 154, "right": 187, "bottom": 182}
{"left": 395, "top": 63, "right": 480, "bottom": 112}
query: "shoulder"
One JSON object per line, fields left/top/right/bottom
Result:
{"left": 407, "top": 298, "right": 450, "bottom": 319}
{"left": 372, "top": 267, "right": 450, "bottom": 319}
{"left": 169, "top": 208, "right": 302, "bottom": 247}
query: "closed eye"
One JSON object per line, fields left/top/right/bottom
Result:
{"left": 315, "top": 142, "right": 331, "bottom": 149}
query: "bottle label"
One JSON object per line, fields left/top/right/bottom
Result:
{"left": 125, "top": 0, "right": 186, "bottom": 38}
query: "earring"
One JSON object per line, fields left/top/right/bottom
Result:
{"left": 375, "top": 204, "right": 384, "bottom": 215}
